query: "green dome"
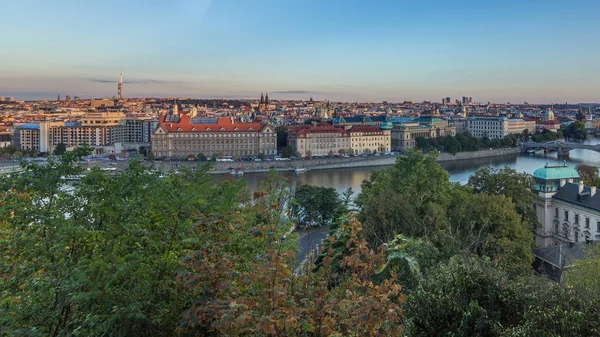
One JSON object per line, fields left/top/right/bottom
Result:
{"left": 533, "top": 166, "right": 580, "bottom": 180}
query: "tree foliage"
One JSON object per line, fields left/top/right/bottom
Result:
{"left": 406, "top": 255, "right": 600, "bottom": 337}
{"left": 358, "top": 150, "right": 533, "bottom": 273}
{"left": 0, "top": 149, "right": 250, "bottom": 336}
{"left": 468, "top": 167, "right": 539, "bottom": 233}
{"left": 561, "top": 120, "right": 586, "bottom": 140}
{"left": 293, "top": 184, "right": 342, "bottom": 228}
{"left": 576, "top": 164, "right": 598, "bottom": 186}
{"left": 415, "top": 132, "right": 519, "bottom": 154}
{"left": 179, "top": 215, "right": 405, "bottom": 337}
{"left": 53, "top": 142, "right": 67, "bottom": 155}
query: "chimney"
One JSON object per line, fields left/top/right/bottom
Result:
{"left": 591, "top": 186, "right": 597, "bottom": 197}
{"left": 560, "top": 179, "right": 566, "bottom": 187}
{"left": 568, "top": 178, "right": 574, "bottom": 183}
{"left": 579, "top": 181, "right": 584, "bottom": 194}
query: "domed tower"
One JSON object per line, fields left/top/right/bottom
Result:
{"left": 545, "top": 109, "right": 555, "bottom": 121}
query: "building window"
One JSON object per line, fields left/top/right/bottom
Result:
{"left": 564, "top": 210, "right": 569, "bottom": 221}
{"left": 586, "top": 217, "right": 590, "bottom": 229}
{"left": 597, "top": 221, "right": 600, "bottom": 232}
{"left": 575, "top": 214, "right": 579, "bottom": 224}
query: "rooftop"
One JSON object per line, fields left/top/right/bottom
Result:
{"left": 533, "top": 165, "right": 580, "bottom": 180}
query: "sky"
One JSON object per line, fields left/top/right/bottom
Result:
{"left": 1, "top": 0, "right": 599, "bottom": 103}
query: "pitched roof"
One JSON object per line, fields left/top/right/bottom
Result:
{"left": 553, "top": 183, "right": 600, "bottom": 211}
{"left": 158, "top": 114, "right": 266, "bottom": 133}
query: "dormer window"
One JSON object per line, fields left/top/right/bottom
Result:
{"left": 220, "top": 127, "right": 225, "bottom": 131}
{"left": 177, "top": 127, "right": 183, "bottom": 131}
{"left": 248, "top": 127, "right": 254, "bottom": 131}
{"left": 191, "top": 127, "right": 197, "bottom": 131}
{"left": 206, "top": 128, "right": 211, "bottom": 131}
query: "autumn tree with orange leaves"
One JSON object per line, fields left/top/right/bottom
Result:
{"left": 179, "top": 213, "right": 405, "bottom": 337}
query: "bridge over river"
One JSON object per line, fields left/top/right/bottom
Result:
{"left": 522, "top": 141, "right": 600, "bottom": 156}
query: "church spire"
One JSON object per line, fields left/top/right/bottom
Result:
{"left": 265, "top": 93, "right": 269, "bottom": 105}
{"left": 260, "top": 92, "right": 264, "bottom": 105}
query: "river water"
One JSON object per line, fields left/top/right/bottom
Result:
{"left": 219, "top": 139, "right": 600, "bottom": 195}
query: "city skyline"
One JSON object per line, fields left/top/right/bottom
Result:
{"left": 1, "top": 0, "right": 599, "bottom": 103}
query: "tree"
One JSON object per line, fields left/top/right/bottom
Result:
{"left": 305, "top": 150, "right": 312, "bottom": 158}
{"left": 445, "top": 136, "right": 461, "bottom": 154}
{"left": 293, "top": 184, "right": 342, "bottom": 228}
{"left": 196, "top": 152, "right": 207, "bottom": 161}
{"left": 53, "top": 143, "right": 67, "bottom": 155}
{"left": 275, "top": 126, "right": 288, "bottom": 151}
{"left": 405, "top": 255, "right": 600, "bottom": 337}
{"left": 281, "top": 145, "right": 295, "bottom": 158}
{"left": 11, "top": 151, "right": 22, "bottom": 159}
{"left": 564, "top": 244, "right": 600, "bottom": 299}
{"left": 415, "top": 137, "right": 430, "bottom": 151}
{"left": 0, "top": 150, "right": 251, "bottom": 336}
{"left": 468, "top": 167, "right": 539, "bottom": 233}
{"left": 561, "top": 121, "right": 586, "bottom": 141}
{"left": 257, "top": 152, "right": 265, "bottom": 160}
{"left": 357, "top": 150, "right": 453, "bottom": 246}
{"left": 576, "top": 164, "right": 598, "bottom": 186}
{"left": 179, "top": 215, "right": 405, "bottom": 337}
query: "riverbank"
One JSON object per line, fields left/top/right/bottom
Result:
{"left": 205, "top": 147, "right": 521, "bottom": 174}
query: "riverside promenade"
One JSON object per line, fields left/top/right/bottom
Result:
{"left": 149, "top": 147, "right": 520, "bottom": 174}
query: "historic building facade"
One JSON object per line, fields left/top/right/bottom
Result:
{"left": 391, "top": 116, "right": 456, "bottom": 150}
{"left": 152, "top": 114, "right": 276, "bottom": 158}
{"left": 468, "top": 117, "right": 536, "bottom": 139}
{"left": 288, "top": 125, "right": 350, "bottom": 157}
{"left": 348, "top": 126, "right": 391, "bottom": 155}
{"left": 532, "top": 165, "right": 600, "bottom": 247}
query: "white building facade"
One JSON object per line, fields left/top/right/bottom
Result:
{"left": 532, "top": 165, "right": 600, "bottom": 247}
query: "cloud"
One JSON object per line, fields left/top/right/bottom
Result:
{"left": 86, "top": 78, "right": 184, "bottom": 85}
{"left": 272, "top": 90, "right": 329, "bottom": 95}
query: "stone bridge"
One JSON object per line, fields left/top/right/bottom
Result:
{"left": 522, "top": 141, "right": 600, "bottom": 155}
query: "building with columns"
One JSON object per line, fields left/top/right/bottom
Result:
{"left": 532, "top": 164, "right": 600, "bottom": 247}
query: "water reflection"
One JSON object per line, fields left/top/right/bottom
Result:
{"left": 226, "top": 138, "right": 600, "bottom": 195}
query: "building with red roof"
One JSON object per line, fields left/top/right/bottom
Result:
{"left": 152, "top": 114, "right": 276, "bottom": 158}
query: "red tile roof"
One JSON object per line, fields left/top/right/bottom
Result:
{"left": 158, "top": 114, "right": 267, "bottom": 133}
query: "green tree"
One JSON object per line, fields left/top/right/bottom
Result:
{"left": 561, "top": 120, "right": 586, "bottom": 140}
{"left": 281, "top": 144, "right": 295, "bottom": 158}
{"left": 53, "top": 142, "right": 67, "bottom": 155}
{"left": 405, "top": 255, "right": 600, "bottom": 337}
{"left": 468, "top": 167, "right": 539, "bottom": 233}
{"left": 0, "top": 150, "right": 250, "bottom": 336}
{"left": 445, "top": 136, "right": 461, "bottom": 154}
{"left": 293, "top": 184, "right": 342, "bottom": 228}
{"left": 275, "top": 126, "right": 288, "bottom": 151}
{"left": 564, "top": 244, "right": 600, "bottom": 299}
{"left": 357, "top": 150, "right": 453, "bottom": 245}
{"left": 11, "top": 151, "right": 22, "bottom": 159}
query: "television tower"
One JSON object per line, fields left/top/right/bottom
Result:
{"left": 117, "top": 71, "right": 123, "bottom": 100}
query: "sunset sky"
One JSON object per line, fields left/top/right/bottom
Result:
{"left": 1, "top": 0, "right": 599, "bottom": 103}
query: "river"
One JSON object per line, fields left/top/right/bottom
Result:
{"left": 218, "top": 139, "right": 600, "bottom": 196}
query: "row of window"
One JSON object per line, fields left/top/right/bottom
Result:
{"left": 556, "top": 208, "right": 600, "bottom": 231}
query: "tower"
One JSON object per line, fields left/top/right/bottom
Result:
{"left": 260, "top": 92, "right": 264, "bottom": 105}
{"left": 265, "top": 93, "right": 269, "bottom": 105}
{"left": 118, "top": 71, "right": 123, "bottom": 100}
